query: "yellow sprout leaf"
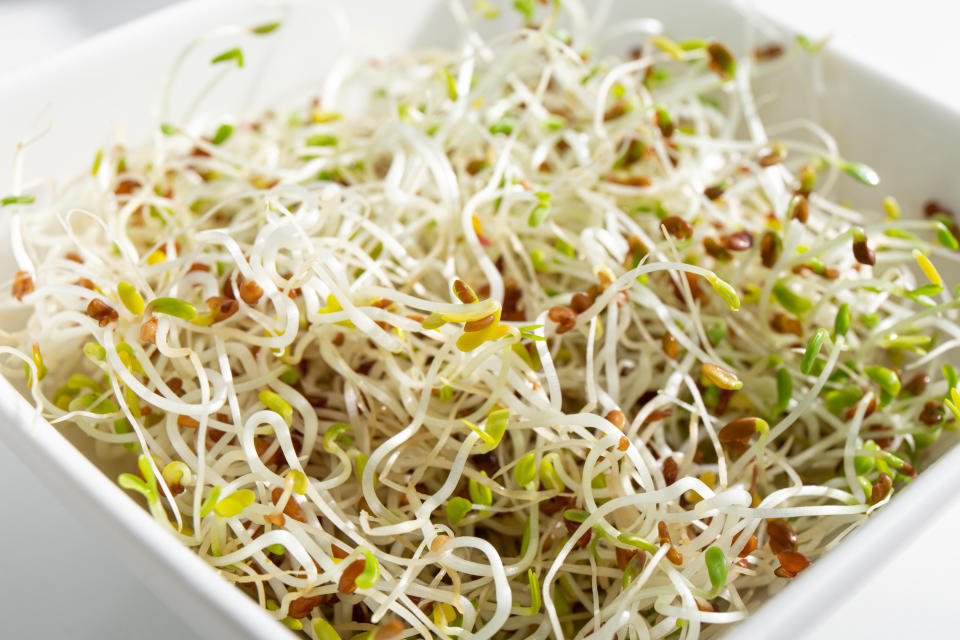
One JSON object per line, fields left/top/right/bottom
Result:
{"left": 319, "top": 294, "right": 354, "bottom": 328}
{"left": 457, "top": 322, "right": 510, "bottom": 352}
{"left": 214, "top": 489, "right": 255, "bottom": 518}
{"left": 287, "top": 469, "right": 309, "bottom": 494}
{"left": 913, "top": 249, "right": 942, "bottom": 286}
{"left": 651, "top": 35, "right": 684, "bottom": 60}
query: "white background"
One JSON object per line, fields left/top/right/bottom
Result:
{"left": 0, "top": 1, "right": 956, "bottom": 638}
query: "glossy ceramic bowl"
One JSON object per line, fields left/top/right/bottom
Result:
{"left": 0, "top": 1, "right": 958, "bottom": 638}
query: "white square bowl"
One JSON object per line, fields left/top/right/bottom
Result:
{"left": 1, "top": 1, "right": 958, "bottom": 638}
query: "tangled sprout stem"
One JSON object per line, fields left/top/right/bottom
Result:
{"left": 3, "top": 1, "right": 960, "bottom": 639}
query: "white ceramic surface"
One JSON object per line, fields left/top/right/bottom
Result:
{"left": 1, "top": 1, "right": 958, "bottom": 638}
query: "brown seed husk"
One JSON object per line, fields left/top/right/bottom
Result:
{"left": 338, "top": 559, "right": 367, "bottom": 594}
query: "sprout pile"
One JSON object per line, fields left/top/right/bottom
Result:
{"left": 3, "top": 1, "right": 960, "bottom": 639}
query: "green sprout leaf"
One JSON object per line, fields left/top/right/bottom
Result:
{"left": 519, "top": 517, "right": 534, "bottom": 558}
{"left": 489, "top": 119, "right": 515, "bottom": 135}
{"left": 464, "top": 408, "right": 509, "bottom": 453}
{"left": 513, "top": 452, "right": 538, "bottom": 487}
{"left": 838, "top": 160, "right": 880, "bottom": 186}
{"left": 65, "top": 374, "right": 103, "bottom": 393}
{"left": 259, "top": 389, "right": 294, "bottom": 424}
{"left": 469, "top": 472, "right": 494, "bottom": 507}
{"left": 118, "top": 473, "right": 156, "bottom": 504}
{"left": 443, "top": 67, "right": 458, "bottom": 101}
{"left": 706, "top": 321, "right": 726, "bottom": 345}
{"left": 211, "top": 48, "right": 244, "bottom": 68}
{"left": 650, "top": 36, "right": 684, "bottom": 60}
{"left": 527, "top": 191, "right": 550, "bottom": 227}
{"left": 280, "top": 617, "right": 302, "bottom": 631}
{"left": 882, "top": 196, "right": 900, "bottom": 220}
{"left": 119, "top": 455, "right": 160, "bottom": 505}
{"left": 563, "top": 509, "right": 588, "bottom": 523}
{"left": 312, "top": 618, "right": 342, "bottom": 640}
{"left": 708, "top": 275, "right": 740, "bottom": 311}
{"left": 251, "top": 21, "right": 282, "bottom": 35}
{"left": 355, "top": 549, "right": 380, "bottom": 589}
{"left": 447, "top": 496, "right": 472, "bottom": 525}
{"left": 824, "top": 387, "right": 863, "bottom": 414}
{"left": 796, "top": 33, "right": 831, "bottom": 54}
{"left": 519, "top": 324, "right": 546, "bottom": 341}
{"left": 864, "top": 365, "right": 901, "bottom": 397}
{"left": 880, "top": 333, "right": 931, "bottom": 352}
{"left": 91, "top": 148, "right": 104, "bottom": 175}
{"left": 773, "top": 280, "right": 812, "bottom": 315}
{"left": 936, "top": 223, "right": 959, "bottom": 250}
{"left": 801, "top": 328, "right": 829, "bottom": 375}
{"left": 616, "top": 533, "right": 658, "bottom": 553}
{"left": 199, "top": 486, "right": 222, "bottom": 517}
{"left": 883, "top": 451, "right": 907, "bottom": 472}
{"left": 854, "top": 440, "right": 879, "bottom": 475}
{"left": 148, "top": 297, "right": 198, "bottom": 321}
{"left": 513, "top": 0, "right": 534, "bottom": 24}
{"left": 526, "top": 569, "right": 542, "bottom": 615}
{"left": 530, "top": 248, "right": 548, "bottom": 272}
{"left": 540, "top": 454, "right": 563, "bottom": 490}
{"left": 212, "top": 124, "right": 234, "bottom": 145}
{"left": 884, "top": 227, "right": 920, "bottom": 242}
{"left": 834, "top": 303, "right": 851, "bottom": 338}
{"left": 528, "top": 203, "right": 550, "bottom": 227}
{"left": 908, "top": 283, "right": 944, "bottom": 299}
{"left": 279, "top": 366, "right": 299, "bottom": 385}
{"left": 322, "top": 423, "right": 352, "bottom": 451}
{"left": 1, "top": 194, "right": 34, "bottom": 206}
{"left": 115, "top": 341, "right": 143, "bottom": 373}
{"left": 680, "top": 38, "right": 708, "bottom": 51}
{"left": 945, "top": 395, "right": 960, "bottom": 426}
{"left": 944, "top": 364, "right": 959, "bottom": 392}
{"left": 705, "top": 546, "right": 727, "bottom": 590}
{"left": 544, "top": 113, "right": 566, "bottom": 131}
{"left": 305, "top": 134, "right": 338, "bottom": 147}
{"left": 554, "top": 239, "right": 575, "bottom": 257}
{"left": 83, "top": 341, "right": 106, "bottom": 361}
{"left": 774, "top": 368, "right": 792, "bottom": 414}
